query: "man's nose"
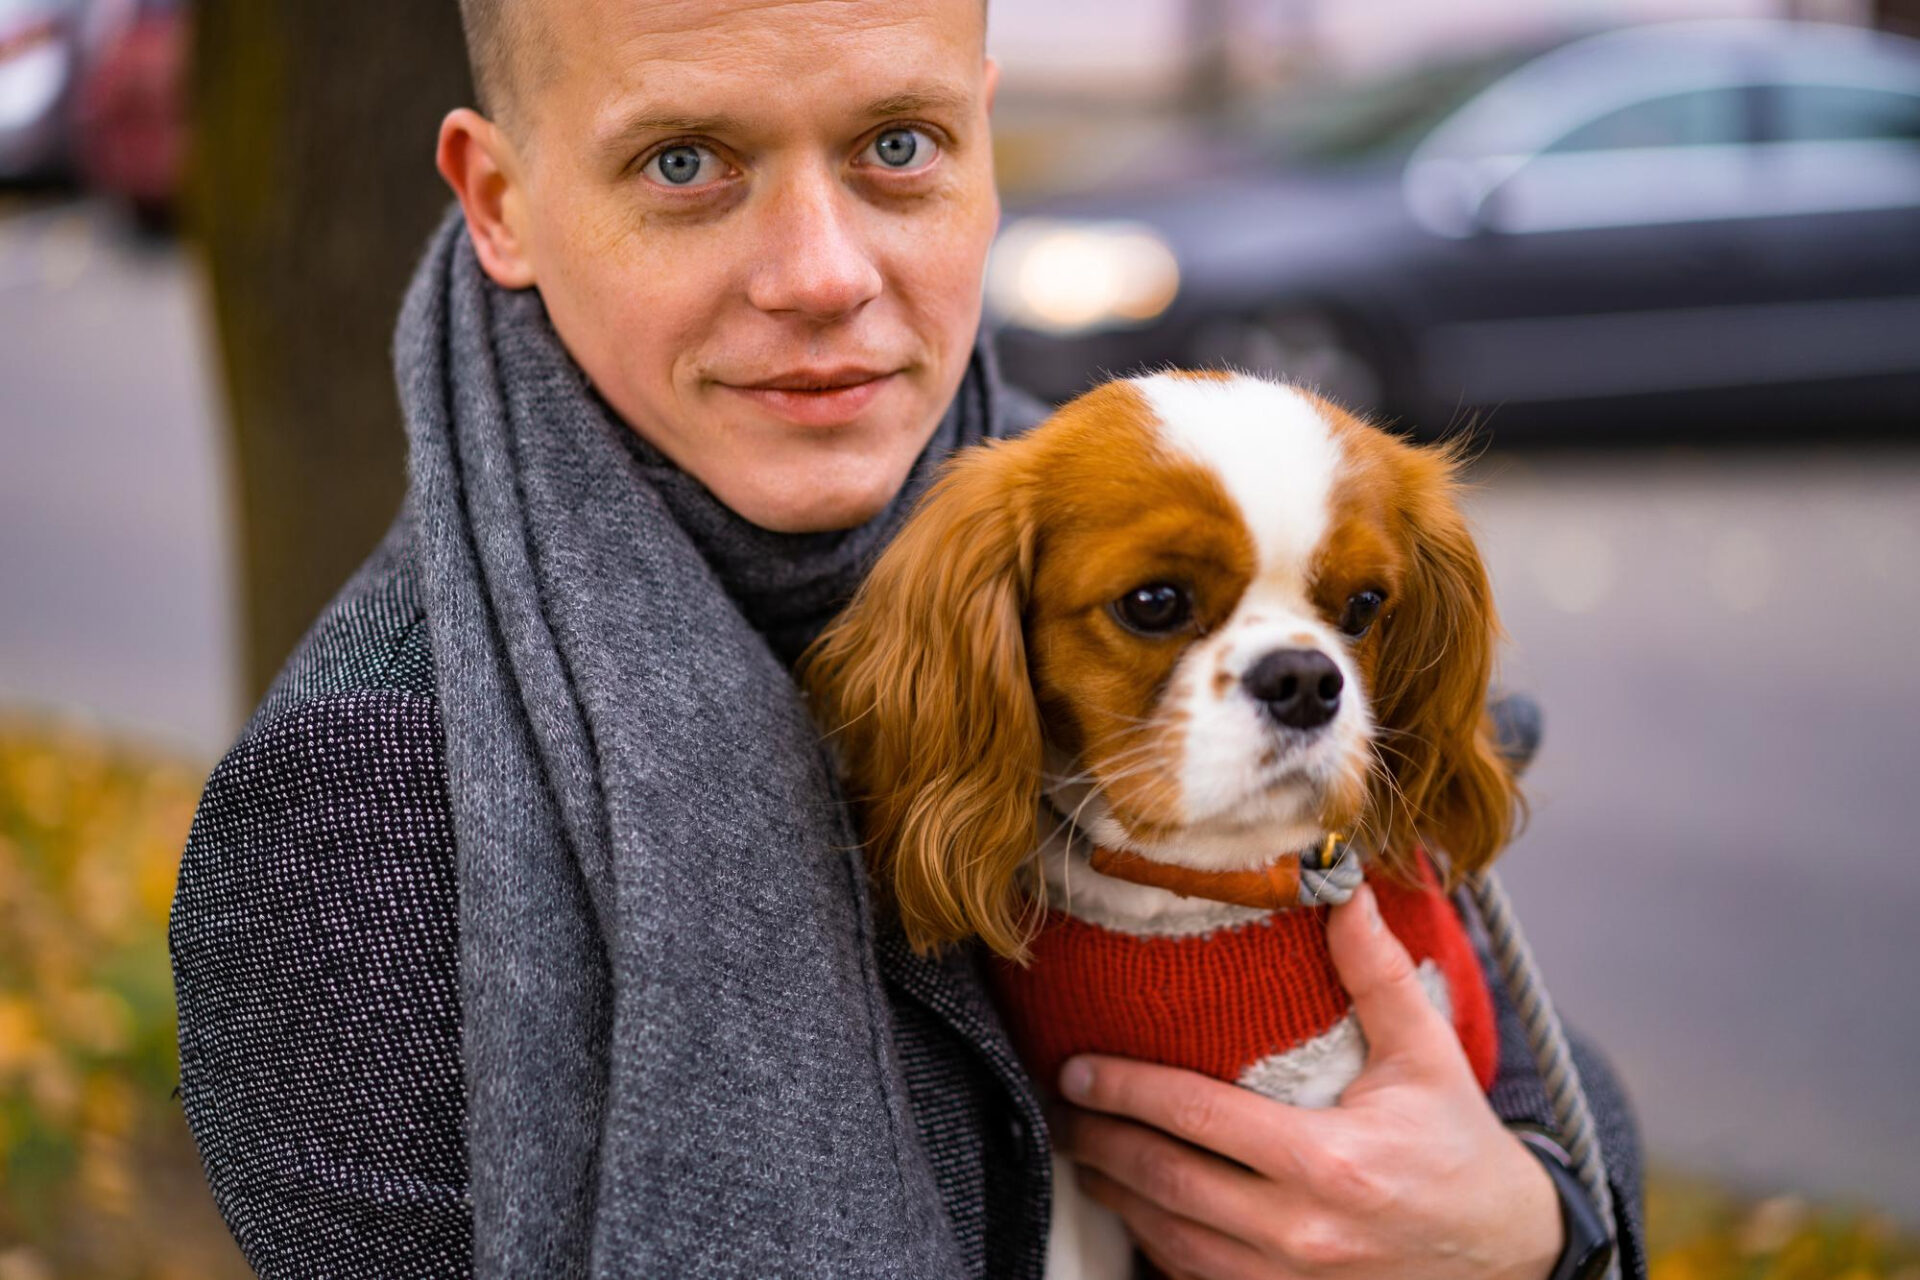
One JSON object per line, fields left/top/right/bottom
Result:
{"left": 746, "top": 171, "right": 884, "bottom": 321}
{"left": 1242, "top": 649, "right": 1343, "bottom": 731}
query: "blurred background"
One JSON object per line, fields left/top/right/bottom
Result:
{"left": 2, "top": 1, "right": 1917, "bottom": 1277}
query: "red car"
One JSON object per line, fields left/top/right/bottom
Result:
{"left": 73, "top": 0, "right": 185, "bottom": 219}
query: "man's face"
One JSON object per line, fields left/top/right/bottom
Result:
{"left": 465, "top": 0, "right": 999, "bottom": 533}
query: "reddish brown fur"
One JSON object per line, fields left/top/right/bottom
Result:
{"left": 800, "top": 379, "right": 1519, "bottom": 959}
{"left": 1027, "top": 391, "right": 1255, "bottom": 836}
{"left": 797, "top": 434, "right": 1045, "bottom": 961}
{"left": 801, "top": 383, "right": 1255, "bottom": 957}
{"left": 1316, "top": 397, "right": 1521, "bottom": 886}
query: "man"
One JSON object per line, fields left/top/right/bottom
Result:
{"left": 170, "top": 2, "right": 1644, "bottom": 1277}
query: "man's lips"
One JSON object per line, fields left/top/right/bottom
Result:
{"left": 740, "top": 365, "right": 892, "bottom": 392}
{"left": 720, "top": 367, "right": 901, "bottom": 428}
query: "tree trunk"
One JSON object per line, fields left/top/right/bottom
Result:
{"left": 1876, "top": 0, "right": 1920, "bottom": 32}
{"left": 189, "top": 3, "right": 472, "bottom": 700}
{"left": 1183, "top": 0, "right": 1235, "bottom": 116}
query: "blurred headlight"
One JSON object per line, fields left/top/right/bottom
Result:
{"left": 986, "top": 218, "right": 1181, "bottom": 336}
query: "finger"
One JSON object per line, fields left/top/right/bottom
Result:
{"left": 1052, "top": 1103, "right": 1279, "bottom": 1239}
{"left": 1059, "top": 1054, "right": 1320, "bottom": 1179}
{"left": 1137, "top": 1246, "right": 1205, "bottom": 1280}
{"left": 1324, "top": 883, "right": 1469, "bottom": 1078}
{"left": 1076, "top": 1167, "right": 1287, "bottom": 1280}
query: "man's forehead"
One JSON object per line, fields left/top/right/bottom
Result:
{"left": 548, "top": 0, "right": 985, "bottom": 85}
{"left": 536, "top": 0, "right": 987, "bottom": 143}
{"left": 586, "top": 0, "right": 985, "bottom": 41}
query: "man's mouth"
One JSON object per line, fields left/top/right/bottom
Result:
{"left": 723, "top": 366, "right": 900, "bottom": 427}
{"left": 745, "top": 366, "right": 891, "bottom": 392}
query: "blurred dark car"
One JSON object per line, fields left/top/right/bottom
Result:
{"left": 989, "top": 20, "right": 1920, "bottom": 437}
{"left": 74, "top": 0, "right": 186, "bottom": 219}
{"left": 0, "top": 0, "right": 85, "bottom": 181}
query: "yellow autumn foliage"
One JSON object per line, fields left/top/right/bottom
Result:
{"left": 1643, "top": 1173, "right": 1920, "bottom": 1280}
{"left": 0, "top": 717, "right": 248, "bottom": 1279}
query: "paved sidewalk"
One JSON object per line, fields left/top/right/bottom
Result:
{"left": 1473, "top": 449, "right": 1920, "bottom": 1220}
{"left": 0, "top": 198, "right": 236, "bottom": 755}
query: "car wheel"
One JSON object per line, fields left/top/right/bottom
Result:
{"left": 1191, "top": 308, "right": 1386, "bottom": 414}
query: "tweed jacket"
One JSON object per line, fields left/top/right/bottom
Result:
{"left": 170, "top": 514, "right": 1648, "bottom": 1280}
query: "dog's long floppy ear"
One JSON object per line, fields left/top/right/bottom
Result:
{"left": 1366, "top": 444, "right": 1521, "bottom": 885}
{"left": 799, "top": 442, "right": 1044, "bottom": 960}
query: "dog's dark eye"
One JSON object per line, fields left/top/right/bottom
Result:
{"left": 1339, "top": 589, "right": 1386, "bottom": 638}
{"left": 1114, "top": 583, "right": 1193, "bottom": 635}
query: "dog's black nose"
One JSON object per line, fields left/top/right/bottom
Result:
{"left": 1243, "top": 649, "right": 1343, "bottom": 731}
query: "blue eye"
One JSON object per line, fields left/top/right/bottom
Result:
{"left": 865, "top": 127, "right": 936, "bottom": 171}
{"left": 642, "top": 143, "right": 722, "bottom": 188}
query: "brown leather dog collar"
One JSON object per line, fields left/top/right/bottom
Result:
{"left": 1087, "top": 834, "right": 1352, "bottom": 911}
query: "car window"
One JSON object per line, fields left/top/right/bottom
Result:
{"left": 1241, "top": 46, "right": 1540, "bottom": 165}
{"left": 1772, "top": 84, "right": 1920, "bottom": 143}
{"left": 1546, "top": 87, "right": 1752, "bottom": 153}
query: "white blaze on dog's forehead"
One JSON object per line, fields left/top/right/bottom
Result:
{"left": 1132, "top": 374, "right": 1341, "bottom": 575}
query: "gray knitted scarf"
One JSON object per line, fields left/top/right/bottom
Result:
{"left": 396, "top": 211, "right": 1004, "bottom": 1277}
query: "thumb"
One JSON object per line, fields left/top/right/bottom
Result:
{"left": 1326, "top": 883, "right": 1469, "bottom": 1080}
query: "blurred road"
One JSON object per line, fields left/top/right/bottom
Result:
{"left": 1476, "top": 448, "right": 1920, "bottom": 1220}
{"left": 0, "top": 197, "right": 234, "bottom": 754}
{"left": 2, "top": 199, "right": 1917, "bottom": 1220}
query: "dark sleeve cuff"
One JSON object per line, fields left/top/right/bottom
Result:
{"left": 1456, "top": 882, "right": 1649, "bottom": 1279}
{"left": 1511, "top": 1125, "right": 1616, "bottom": 1280}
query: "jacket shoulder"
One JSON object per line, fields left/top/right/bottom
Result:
{"left": 171, "top": 510, "right": 471, "bottom": 1274}
{"left": 250, "top": 510, "right": 434, "bottom": 732}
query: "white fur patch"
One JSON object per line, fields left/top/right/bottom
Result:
{"left": 1132, "top": 373, "right": 1341, "bottom": 576}
{"left": 1236, "top": 959, "right": 1453, "bottom": 1108}
{"left": 1123, "top": 374, "right": 1372, "bottom": 856}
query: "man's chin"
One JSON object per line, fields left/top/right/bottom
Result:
{"left": 715, "top": 469, "right": 915, "bottom": 534}
{"left": 714, "top": 412, "right": 941, "bottom": 533}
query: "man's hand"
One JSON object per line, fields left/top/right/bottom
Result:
{"left": 1050, "top": 883, "right": 1564, "bottom": 1280}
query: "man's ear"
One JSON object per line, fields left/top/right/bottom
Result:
{"left": 435, "top": 108, "right": 538, "bottom": 290}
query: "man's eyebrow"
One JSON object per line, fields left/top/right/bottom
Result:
{"left": 858, "top": 87, "right": 974, "bottom": 121}
{"left": 595, "top": 85, "right": 975, "bottom": 158}
{"left": 597, "top": 110, "right": 751, "bottom": 153}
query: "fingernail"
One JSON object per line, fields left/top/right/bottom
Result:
{"left": 1060, "top": 1058, "right": 1094, "bottom": 1102}
{"left": 1362, "top": 884, "right": 1383, "bottom": 934}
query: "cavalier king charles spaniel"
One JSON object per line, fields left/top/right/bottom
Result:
{"left": 801, "top": 370, "right": 1522, "bottom": 1278}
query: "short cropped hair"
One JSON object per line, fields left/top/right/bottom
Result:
{"left": 457, "top": 0, "right": 529, "bottom": 122}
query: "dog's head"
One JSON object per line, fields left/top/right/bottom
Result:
{"left": 800, "top": 372, "right": 1518, "bottom": 958}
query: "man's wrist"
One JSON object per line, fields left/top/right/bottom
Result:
{"left": 1509, "top": 1125, "right": 1616, "bottom": 1280}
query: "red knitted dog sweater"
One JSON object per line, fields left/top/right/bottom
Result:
{"left": 987, "top": 856, "right": 1499, "bottom": 1098}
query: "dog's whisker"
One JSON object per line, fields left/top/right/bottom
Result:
{"left": 1362, "top": 743, "right": 1423, "bottom": 861}
{"left": 1039, "top": 745, "right": 1166, "bottom": 791}
{"left": 1039, "top": 736, "right": 1171, "bottom": 793}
